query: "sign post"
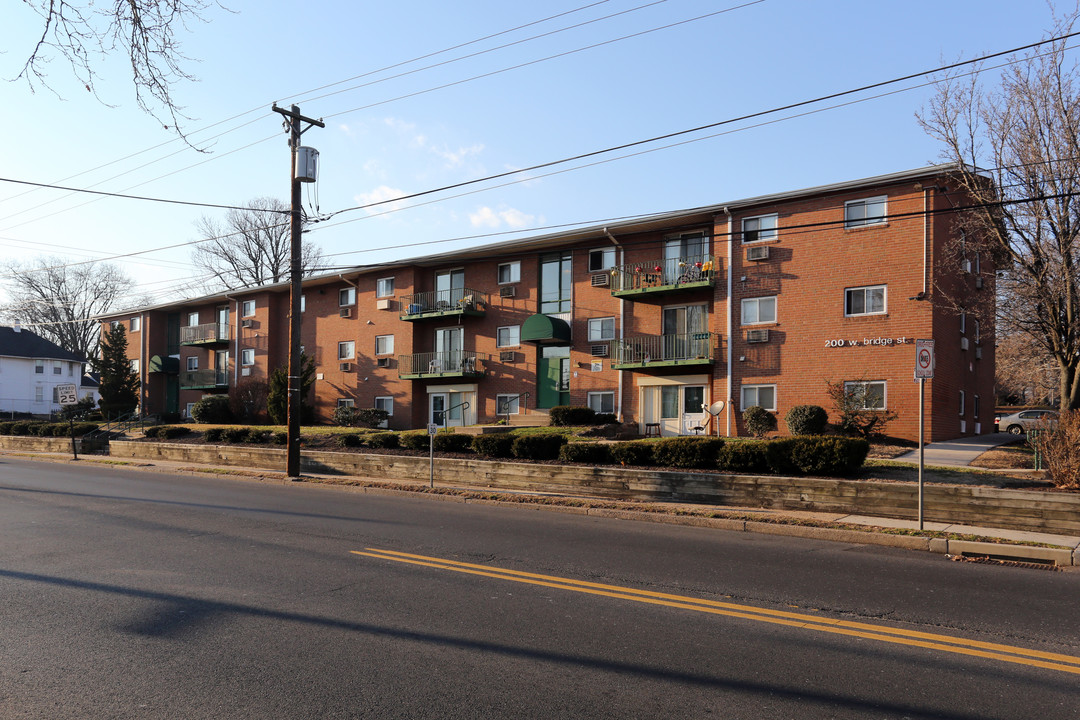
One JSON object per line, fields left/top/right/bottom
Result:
{"left": 914, "top": 340, "right": 935, "bottom": 530}
{"left": 427, "top": 422, "right": 438, "bottom": 488}
{"left": 56, "top": 383, "right": 80, "bottom": 461}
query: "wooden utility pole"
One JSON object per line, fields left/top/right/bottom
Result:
{"left": 271, "top": 104, "right": 323, "bottom": 479}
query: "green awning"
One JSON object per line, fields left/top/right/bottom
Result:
{"left": 521, "top": 314, "right": 572, "bottom": 345}
{"left": 148, "top": 354, "right": 179, "bottom": 373}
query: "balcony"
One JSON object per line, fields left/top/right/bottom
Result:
{"left": 180, "top": 369, "right": 228, "bottom": 390}
{"left": 610, "top": 254, "right": 716, "bottom": 298}
{"left": 180, "top": 322, "right": 230, "bottom": 345}
{"left": 398, "top": 351, "right": 490, "bottom": 379}
{"left": 610, "top": 332, "right": 715, "bottom": 370}
{"left": 399, "top": 288, "right": 488, "bottom": 321}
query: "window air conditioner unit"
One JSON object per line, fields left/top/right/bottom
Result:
{"left": 746, "top": 245, "right": 770, "bottom": 262}
{"left": 240, "top": 318, "right": 253, "bottom": 328}
{"left": 499, "top": 285, "right": 516, "bottom": 298}
{"left": 960, "top": 337, "right": 969, "bottom": 351}
{"left": 499, "top": 351, "right": 516, "bottom": 362}
{"left": 376, "top": 298, "right": 393, "bottom": 311}
{"left": 975, "top": 276, "right": 984, "bottom": 289}
{"left": 590, "top": 273, "right": 610, "bottom": 287}
{"left": 339, "top": 362, "right": 352, "bottom": 371}
{"left": 591, "top": 344, "right": 609, "bottom": 357}
{"left": 241, "top": 367, "right": 251, "bottom": 376}
{"left": 340, "top": 307, "right": 352, "bottom": 318}
{"left": 975, "top": 346, "right": 982, "bottom": 360}
{"left": 962, "top": 258, "right": 972, "bottom": 273}
{"left": 376, "top": 357, "right": 391, "bottom": 368}
{"left": 746, "top": 328, "right": 770, "bottom": 343}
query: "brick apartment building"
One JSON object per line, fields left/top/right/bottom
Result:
{"left": 100, "top": 164, "right": 994, "bottom": 442}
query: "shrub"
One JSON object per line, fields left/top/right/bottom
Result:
{"left": 610, "top": 440, "right": 654, "bottom": 466}
{"left": 354, "top": 408, "right": 390, "bottom": 429}
{"left": 558, "top": 442, "right": 613, "bottom": 464}
{"left": 270, "top": 431, "right": 288, "bottom": 445}
{"left": 0, "top": 422, "right": 13, "bottom": 435}
{"left": 717, "top": 441, "right": 770, "bottom": 473}
{"left": 333, "top": 405, "right": 360, "bottom": 427}
{"left": 472, "top": 433, "right": 515, "bottom": 458}
{"left": 785, "top": 405, "right": 829, "bottom": 436}
{"left": 434, "top": 432, "right": 474, "bottom": 453}
{"left": 512, "top": 433, "right": 568, "bottom": 460}
{"left": 222, "top": 427, "right": 249, "bottom": 443}
{"left": 1033, "top": 410, "right": 1080, "bottom": 488}
{"left": 549, "top": 406, "right": 596, "bottom": 426}
{"left": 191, "top": 395, "right": 233, "bottom": 424}
{"left": 48, "top": 423, "right": 72, "bottom": 437}
{"left": 203, "top": 427, "right": 225, "bottom": 443}
{"left": 337, "top": 433, "right": 364, "bottom": 448}
{"left": 245, "top": 428, "right": 270, "bottom": 444}
{"left": 742, "top": 406, "right": 777, "bottom": 438}
{"left": 764, "top": 436, "right": 869, "bottom": 477}
{"left": 825, "top": 379, "right": 898, "bottom": 439}
{"left": 10, "top": 421, "right": 36, "bottom": 436}
{"left": 593, "top": 413, "right": 618, "bottom": 425}
{"left": 158, "top": 425, "right": 189, "bottom": 440}
{"left": 367, "top": 432, "right": 399, "bottom": 449}
{"left": 400, "top": 432, "right": 430, "bottom": 451}
{"left": 142, "top": 425, "right": 162, "bottom": 438}
{"left": 229, "top": 379, "right": 269, "bottom": 424}
{"left": 652, "top": 437, "right": 725, "bottom": 469}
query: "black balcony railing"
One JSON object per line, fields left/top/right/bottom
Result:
{"left": 611, "top": 332, "right": 714, "bottom": 368}
{"left": 399, "top": 288, "right": 488, "bottom": 320}
{"left": 179, "top": 322, "right": 230, "bottom": 345}
{"left": 610, "top": 254, "right": 715, "bottom": 296}
{"left": 397, "top": 350, "right": 490, "bottom": 378}
{"left": 179, "top": 369, "right": 228, "bottom": 389}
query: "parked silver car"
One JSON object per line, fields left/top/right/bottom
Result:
{"left": 995, "top": 409, "right": 1058, "bottom": 435}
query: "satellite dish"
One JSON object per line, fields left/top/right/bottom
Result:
{"left": 708, "top": 400, "right": 726, "bottom": 415}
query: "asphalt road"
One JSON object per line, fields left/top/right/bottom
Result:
{"left": 1, "top": 457, "right": 1078, "bottom": 719}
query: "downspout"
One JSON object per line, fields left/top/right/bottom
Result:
{"left": 139, "top": 311, "right": 146, "bottom": 415}
{"left": 605, "top": 228, "right": 624, "bottom": 423}
{"left": 722, "top": 207, "right": 734, "bottom": 436}
{"left": 225, "top": 295, "right": 239, "bottom": 388}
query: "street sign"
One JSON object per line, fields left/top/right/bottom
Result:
{"left": 56, "top": 383, "right": 79, "bottom": 405}
{"left": 915, "top": 339, "right": 935, "bottom": 379}
{"left": 427, "top": 423, "right": 439, "bottom": 436}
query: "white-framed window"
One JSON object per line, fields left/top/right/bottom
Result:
{"left": 339, "top": 287, "right": 356, "bottom": 307}
{"left": 52, "top": 361, "right": 62, "bottom": 375}
{"left": 186, "top": 356, "right": 198, "bottom": 371}
{"left": 496, "top": 326, "right": 520, "bottom": 348}
{"left": 498, "top": 261, "right": 520, "bottom": 284}
{"left": 588, "top": 247, "right": 615, "bottom": 272}
{"left": 241, "top": 300, "right": 255, "bottom": 317}
{"left": 845, "top": 196, "right": 887, "bottom": 228}
{"left": 337, "top": 398, "right": 355, "bottom": 408}
{"left": 375, "top": 335, "right": 394, "bottom": 355}
{"left": 35, "top": 360, "right": 44, "bottom": 374}
{"left": 844, "top": 381, "right": 887, "bottom": 410}
{"left": 35, "top": 386, "right": 44, "bottom": 403}
{"left": 845, "top": 285, "right": 886, "bottom": 316}
{"left": 374, "top": 396, "right": 393, "bottom": 427}
{"left": 973, "top": 318, "right": 981, "bottom": 344}
{"left": 337, "top": 341, "right": 355, "bottom": 360}
{"left": 241, "top": 349, "right": 255, "bottom": 366}
{"left": 974, "top": 252, "right": 982, "bottom": 274}
{"left": 300, "top": 294, "right": 306, "bottom": 313}
{"left": 185, "top": 402, "right": 196, "bottom": 419}
{"left": 742, "top": 213, "right": 778, "bottom": 243}
{"left": 588, "top": 317, "right": 616, "bottom": 341}
{"left": 496, "top": 394, "right": 520, "bottom": 415}
{"left": 974, "top": 394, "right": 981, "bottom": 419}
{"left": 69, "top": 362, "right": 75, "bottom": 376}
{"left": 741, "top": 296, "right": 776, "bottom": 325}
{"left": 130, "top": 316, "right": 141, "bottom": 332}
{"left": 959, "top": 390, "right": 966, "bottom": 416}
{"left": 376, "top": 277, "right": 395, "bottom": 298}
{"left": 741, "top": 384, "right": 776, "bottom": 411}
{"left": 130, "top": 359, "right": 139, "bottom": 373}
{"left": 187, "top": 312, "right": 199, "bottom": 326}
{"left": 587, "top": 391, "right": 614, "bottom": 414}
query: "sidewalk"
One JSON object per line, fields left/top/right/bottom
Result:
{"left": 893, "top": 432, "right": 1018, "bottom": 467}
{"left": 3, "top": 448, "right": 1078, "bottom": 567}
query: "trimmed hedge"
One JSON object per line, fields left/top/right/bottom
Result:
{"left": 785, "top": 405, "right": 829, "bottom": 436}
{"left": 652, "top": 437, "right": 725, "bottom": 469}
{"left": 367, "top": 432, "right": 399, "bottom": 449}
{"left": 400, "top": 432, "right": 430, "bottom": 451}
{"left": 433, "top": 432, "right": 474, "bottom": 453}
{"left": 0, "top": 422, "right": 13, "bottom": 435}
{"left": 472, "top": 433, "right": 515, "bottom": 458}
{"left": 270, "top": 431, "right": 287, "bottom": 445}
{"left": 203, "top": 427, "right": 225, "bottom": 442}
{"left": 716, "top": 441, "right": 770, "bottom": 474}
{"left": 593, "top": 413, "right": 618, "bottom": 425}
{"left": 764, "top": 435, "right": 869, "bottom": 477}
{"left": 610, "top": 440, "right": 654, "bottom": 466}
{"left": 245, "top": 428, "right": 270, "bottom": 444}
{"left": 10, "top": 421, "right": 39, "bottom": 435}
{"left": 222, "top": 427, "right": 249, "bottom": 443}
{"left": 743, "top": 406, "right": 777, "bottom": 438}
{"left": 337, "top": 433, "right": 364, "bottom": 448}
{"left": 512, "top": 433, "right": 568, "bottom": 460}
{"left": 549, "top": 406, "right": 596, "bottom": 426}
{"left": 191, "top": 395, "right": 232, "bottom": 424}
{"left": 558, "top": 442, "right": 613, "bottom": 464}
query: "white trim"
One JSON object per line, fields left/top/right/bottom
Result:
{"left": 740, "top": 384, "right": 777, "bottom": 411}
{"left": 844, "top": 380, "right": 888, "bottom": 410}
{"left": 740, "top": 296, "right": 777, "bottom": 325}
{"left": 844, "top": 195, "right": 888, "bottom": 228}
{"left": 741, "top": 213, "right": 778, "bottom": 243}
{"left": 844, "top": 285, "right": 887, "bottom": 317}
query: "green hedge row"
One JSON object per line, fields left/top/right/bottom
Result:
{"left": 0, "top": 421, "right": 100, "bottom": 436}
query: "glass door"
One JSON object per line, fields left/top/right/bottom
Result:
{"left": 430, "top": 393, "right": 447, "bottom": 426}
{"left": 435, "top": 327, "right": 463, "bottom": 372}
{"left": 214, "top": 350, "right": 228, "bottom": 386}
{"left": 435, "top": 269, "right": 465, "bottom": 308}
{"left": 216, "top": 305, "right": 230, "bottom": 341}
{"left": 537, "top": 346, "right": 570, "bottom": 408}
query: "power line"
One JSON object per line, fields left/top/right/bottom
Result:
{"left": 0, "top": 177, "right": 275, "bottom": 214}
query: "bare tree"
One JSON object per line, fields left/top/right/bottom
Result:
{"left": 12, "top": 0, "right": 225, "bottom": 137}
{"left": 918, "top": 13, "right": 1080, "bottom": 411}
{"left": 1, "top": 257, "right": 138, "bottom": 367}
{"left": 995, "top": 328, "right": 1059, "bottom": 405}
{"left": 192, "top": 197, "right": 325, "bottom": 291}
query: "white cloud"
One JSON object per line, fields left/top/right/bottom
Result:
{"left": 469, "top": 206, "right": 536, "bottom": 229}
{"left": 432, "top": 143, "right": 485, "bottom": 168}
{"left": 355, "top": 186, "right": 408, "bottom": 215}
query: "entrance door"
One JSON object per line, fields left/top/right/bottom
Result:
{"left": 435, "top": 327, "right": 463, "bottom": 372}
{"left": 216, "top": 305, "right": 230, "bottom": 341}
{"left": 165, "top": 375, "right": 179, "bottom": 414}
{"left": 662, "top": 305, "right": 707, "bottom": 360}
{"left": 430, "top": 393, "right": 447, "bottom": 426}
{"left": 435, "top": 269, "right": 465, "bottom": 308}
{"left": 214, "top": 350, "right": 228, "bottom": 387}
{"left": 642, "top": 383, "right": 708, "bottom": 436}
{"left": 537, "top": 346, "right": 570, "bottom": 409}
{"left": 664, "top": 232, "right": 708, "bottom": 283}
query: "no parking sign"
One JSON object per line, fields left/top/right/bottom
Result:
{"left": 915, "top": 339, "right": 935, "bottom": 379}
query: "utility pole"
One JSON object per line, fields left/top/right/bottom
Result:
{"left": 271, "top": 103, "right": 324, "bottom": 479}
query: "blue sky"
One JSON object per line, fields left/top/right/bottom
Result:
{"left": 0, "top": 0, "right": 1066, "bottom": 308}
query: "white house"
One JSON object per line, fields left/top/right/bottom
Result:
{"left": 0, "top": 325, "right": 90, "bottom": 418}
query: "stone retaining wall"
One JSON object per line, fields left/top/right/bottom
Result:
{"left": 0, "top": 435, "right": 90, "bottom": 453}
{"left": 106, "top": 440, "right": 1080, "bottom": 536}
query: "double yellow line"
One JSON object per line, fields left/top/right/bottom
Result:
{"left": 353, "top": 547, "right": 1080, "bottom": 676}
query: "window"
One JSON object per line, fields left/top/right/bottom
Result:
{"left": 187, "top": 312, "right": 199, "bottom": 326}
{"left": 130, "top": 359, "right": 139, "bottom": 374}
{"left": 742, "top": 213, "right": 778, "bottom": 243}
{"left": 337, "top": 398, "right": 355, "bottom": 408}
{"left": 845, "top": 285, "right": 886, "bottom": 316}
{"left": 588, "top": 247, "right": 615, "bottom": 272}
{"left": 496, "top": 326, "right": 520, "bottom": 348}
{"left": 661, "top": 386, "right": 679, "bottom": 419}
{"left": 339, "top": 287, "right": 356, "bottom": 306}
{"left": 241, "top": 300, "right": 255, "bottom": 317}
{"left": 496, "top": 394, "right": 520, "bottom": 415}
{"left": 186, "top": 356, "right": 198, "bottom": 371}
{"left": 974, "top": 319, "right": 981, "bottom": 344}
{"left": 588, "top": 317, "right": 615, "bottom": 341}
{"left": 375, "top": 335, "right": 394, "bottom": 355}
{"left": 35, "top": 360, "right": 44, "bottom": 374}
{"left": 587, "top": 391, "right": 614, "bottom": 414}
{"left": 959, "top": 390, "right": 966, "bottom": 416}
{"left": 69, "top": 362, "right": 75, "bottom": 376}
{"left": 844, "top": 381, "right": 887, "bottom": 410}
{"left": 845, "top": 196, "right": 887, "bottom": 228}
{"left": 300, "top": 295, "right": 306, "bottom": 313}
{"left": 540, "top": 252, "right": 572, "bottom": 314}
{"left": 111, "top": 320, "right": 122, "bottom": 330}
{"left": 741, "top": 297, "right": 776, "bottom": 325}
{"left": 376, "top": 277, "right": 395, "bottom": 298}
{"left": 241, "top": 349, "right": 255, "bottom": 366}
{"left": 337, "top": 341, "right": 355, "bottom": 360}
{"left": 974, "top": 395, "right": 981, "bottom": 419}
{"left": 960, "top": 311, "right": 966, "bottom": 334}
{"left": 52, "top": 361, "right": 62, "bottom": 375}
{"left": 741, "top": 384, "right": 776, "bottom": 411}
{"left": 498, "top": 262, "right": 520, "bottom": 284}
{"left": 35, "top": 386, "right": 44, "bottom": 403}
{"left": 130, "top": 316, "right": 141, "bottom": 332}
{"left": 185, "top": 402, "right": 196, "bottom": 419}
{"left": 374, "top": 396, "right": 393, "bottom": 427}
